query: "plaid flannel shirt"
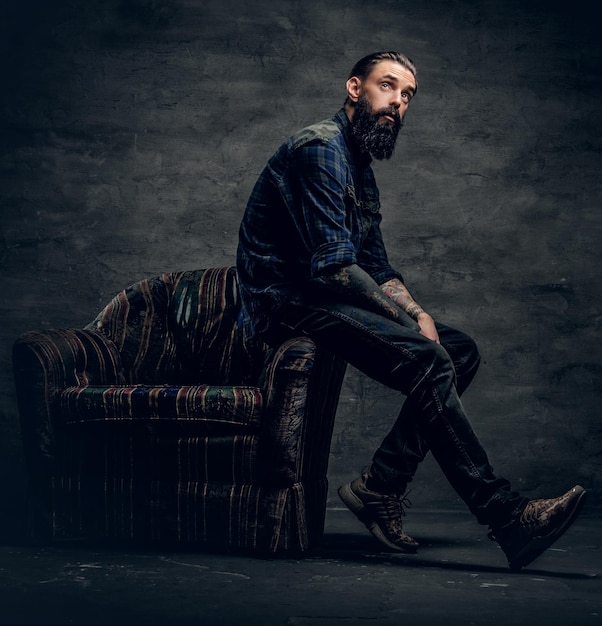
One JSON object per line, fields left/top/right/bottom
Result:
{"left": 236, "top": 108, "right": 403, "bottom": 338}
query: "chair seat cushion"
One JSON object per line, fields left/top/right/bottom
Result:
{"left": 60, "top": 384, "right": 263, "bottom": 434}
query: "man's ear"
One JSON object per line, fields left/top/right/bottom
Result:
{"left": 346, "top": 76, "right": 362, "bottom": 103}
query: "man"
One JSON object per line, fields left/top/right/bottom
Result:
{"left": 236, "top": 51, "right": 586, "bottom": 570}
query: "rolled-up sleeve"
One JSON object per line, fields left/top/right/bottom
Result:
{"left": 291, "top": 142, "right": 357, "bottom": 277}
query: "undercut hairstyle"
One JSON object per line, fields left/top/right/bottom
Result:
{"left": 346, "top": 51, "right": 418, "bottom": 101}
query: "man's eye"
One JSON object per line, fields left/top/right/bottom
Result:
{"left": 381, "top": 82, "right": 390, "bottom": 89}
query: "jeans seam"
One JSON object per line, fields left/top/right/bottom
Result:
{"left": 325, "top": 307, "right": 419, "bottom": 364}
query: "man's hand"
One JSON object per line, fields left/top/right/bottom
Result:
{"left": 381, "top": 278, "right": 439, "bottom": 343}
{"left": 416, "top": 311, "right": 440, "bottom": 344}
{"left": 317, "top": 265, "right": 420, "bottom": 331}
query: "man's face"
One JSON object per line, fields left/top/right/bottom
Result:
{"left": 348, "top": 61, "right": 416, "bottom": 160}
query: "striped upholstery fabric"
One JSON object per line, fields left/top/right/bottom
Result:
{"left": 13, "top": 267, "right": 347, "bottom": 553}
{"left": 50, "top": 477, "right": 316, "bottom": 551}
{"left": 61, "top": 430, "right": 261, "bottom": 483}
{"left": 60, "top": 385, "right": 263, "bottom": 431}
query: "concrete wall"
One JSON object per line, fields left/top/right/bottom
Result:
{"left": 2, "top": 0, "right": 601, "bottom": 536}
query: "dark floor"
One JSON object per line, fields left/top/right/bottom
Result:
{"left": 0, "top": 508, "right": 600, "bottom": 626}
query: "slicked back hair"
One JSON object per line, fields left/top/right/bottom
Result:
{"left": 347, "top": 51, "right": 418, "bottom": 93}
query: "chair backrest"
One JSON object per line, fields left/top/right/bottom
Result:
{"left": 87, "top": 267, "right": 266, "bottom": 385}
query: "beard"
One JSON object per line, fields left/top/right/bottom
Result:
{"left": 351, "top": 95, "right": 403, "bottom": 160}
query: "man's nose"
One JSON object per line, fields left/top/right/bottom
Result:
{"left": 389, "top": 93, "right": 403, "bottom": 108}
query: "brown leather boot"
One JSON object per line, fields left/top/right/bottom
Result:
{"left": 488, "top": 485, "right": 587, "bottom": 570}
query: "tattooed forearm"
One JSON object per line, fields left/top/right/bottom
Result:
{"left": 381, "top": 278, "right": 425, "bottom": 320}
{"left": 318, "top": 265, "right": 419, "bottom": 329}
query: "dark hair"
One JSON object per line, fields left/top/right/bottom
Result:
{"left": 348, "top": 51, "right": 418, "bottom": 90}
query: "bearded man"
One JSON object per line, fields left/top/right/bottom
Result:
{"left": 236, "top": 51, "right": 585, "bottom": 569}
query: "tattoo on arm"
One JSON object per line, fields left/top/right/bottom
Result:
{"left": 319, "top": 265, "right": 419, "bottom": 329}
{"left": 381, "top": 279, "right": 425, "bottom": 320}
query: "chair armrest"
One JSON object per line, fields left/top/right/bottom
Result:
{"left": 13, "top": 326, "right": 125, "bottom": 450}
{"left": 260, "top": 336, "right": 346, "bottom": 484}
{"left": 12, "top": 328, "right": 125, "bottom": 537}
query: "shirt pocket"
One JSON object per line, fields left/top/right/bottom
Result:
{"left": 344, "top": 184, "right": 376, "bottom": 246}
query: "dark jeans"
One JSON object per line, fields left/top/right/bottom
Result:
{"left": 266, "top": 299, "right": 528, "bottom": 528}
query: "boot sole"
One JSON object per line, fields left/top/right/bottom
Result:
{"left": 508, "top": 485, "right": 587, "bottom": 571}
{"left": 337, "top": 483, "right": 419, "bottom": 554}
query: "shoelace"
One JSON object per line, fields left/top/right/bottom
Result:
{"left": 383, "top": 490, "right": 413, "bottom": 520}
{"left": 488, "top": 500, "right": 545, "bottom": 541}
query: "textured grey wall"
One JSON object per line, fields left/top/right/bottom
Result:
{"left": 2, "top": 0, "right": 601, "bottom": 537}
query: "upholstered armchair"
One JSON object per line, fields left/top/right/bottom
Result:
{"left": 13, "top": 267, "right": 347, "bottom": 554}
